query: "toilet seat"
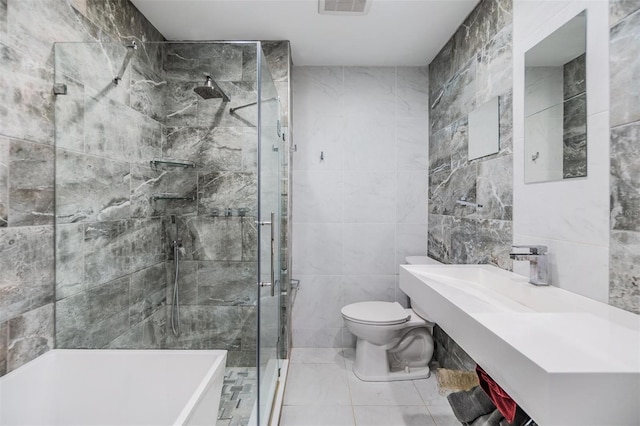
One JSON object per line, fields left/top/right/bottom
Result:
{"left": 341, "top": 301, "right": 410, "bottom": 326}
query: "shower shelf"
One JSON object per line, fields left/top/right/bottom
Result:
{"left": 151, "top": 193, "right": 195, "bottom": 201}
{"left": 150, "top": 158, "right": 196, "bottom": 168}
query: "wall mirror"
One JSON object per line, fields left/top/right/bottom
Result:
{"left": 524, "top": 11, "right": 587, "bottom": 183}
{"left": 468, "top": 96, "right": 500, "bottom": 160}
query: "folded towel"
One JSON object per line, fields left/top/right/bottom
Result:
{"left": 476, "top": 365, "right": 517, "bottom": 423}
{"left": 447, "top": 386, "right": 496, "bottom": 423}
{"left": 468, "top": 408, "right": 505, "bottom": 426}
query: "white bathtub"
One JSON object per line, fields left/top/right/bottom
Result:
{"left": 0, "top": 350, "right": 227, "bottom": 426}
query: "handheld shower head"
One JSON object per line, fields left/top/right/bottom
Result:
{"left": 194, "top": 76, "right": 230, "bottom": 102}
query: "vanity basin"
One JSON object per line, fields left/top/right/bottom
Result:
{"left": 400, "top": 264, "right": 640, "bottom": 426}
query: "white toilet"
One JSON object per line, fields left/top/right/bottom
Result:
{"left": 341, "top": 256, "right": 442, "bottom": 382}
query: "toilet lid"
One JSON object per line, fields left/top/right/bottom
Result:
{"left": 341, "top": 302, "right": 410, "bottom": 325}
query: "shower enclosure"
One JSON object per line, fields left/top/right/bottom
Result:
{"left": 53, "top": 40, "right": 289, "bottom": 425}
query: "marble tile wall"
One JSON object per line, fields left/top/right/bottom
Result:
{"left": 0, "top": 0, "right": 164, "bottom": 376}
{"left": 292, "top": 65, "right": 429, "bottom": 348}
{"left": 609, "top": 1, "right": 640, "bottom": 314}
{"left": 427, "top": 0, "right": 514, "bottom": 269}
{"left": 159, "top": 41, "right": 291, "bottom": 366}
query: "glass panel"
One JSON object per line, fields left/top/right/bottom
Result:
{"left": 257, "top": 44, "right": 282, "bottom": 426}
{"left": 54, "top": 41, "right": 281, "bottom": 425}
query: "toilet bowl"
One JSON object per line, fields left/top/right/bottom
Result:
{"left": 342, "top": 301, "right": 434, "bottom": 382}
{"left": 341, "top": 255, "right": 442, "bottom": 382}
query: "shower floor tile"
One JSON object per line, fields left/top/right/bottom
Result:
{"left": 279, "top": 348, "right": 458, "bottom": 426}
{"left": 218, "top": 367, "right": 257, "bottom": 426}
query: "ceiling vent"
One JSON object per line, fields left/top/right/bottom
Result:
{"left": 318, "top": 0, "right": 371, "bottom": 15}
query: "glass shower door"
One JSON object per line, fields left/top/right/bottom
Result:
{"left": 256, "top": 45, "right": 282, "bottom": 426}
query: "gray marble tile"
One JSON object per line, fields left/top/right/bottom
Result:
{"left": 450, "top": 117, "right": 469, "bottom": 171}
{"left": 84, "top": 220, "right": 130, "bottom": 287}
{"left": 163, "top": 81, "right": 198, "bottom": 127}
{"left": 180, "top": 216, "right": 243, "bottom": 261}
{"left": 6, "top": 0, "right": 101, "bottom": 67}
{"left": 0, "top": 0, "right": 6, "bottom": 37}
{"left": 0, "top": 321, "right": 6, "bottom": 376}
{"left": 241, "top": 217, "right": 257, "bottom": 262}
{"left": 8, "top": 139, "right": 54, "bottom": 226}
{"left": 164, "top": 43, "right": 243, "bottom": 82}
{"left": 84, "top": 91, "right": 162, "bottom": 164}
{"left": 611, "top": 122, "right": 640, "bottom": 232}
{"left": 453, "top": 0, "right": 512, "bottom": 73}
{"left": 198, "top": 172, "right": 257, "bottom": 218}
{"left": 451, "top": 218, "right": 513, "bottom": 270}
{"left": 130, "top": 263, "right": 166, "bottom": 324}
{"left": 498, "top": 91, "right": 513, "bottom": 155}
{"left": 476, "top": 26, "right": 513, "bottom": 105}
{"left": 0, "top": 137, "right": 8, "bottom": 227}
{"left": 167, "top": 260, "right": 198, "bottom": 306}
{"left": 610, "top": 10, "right": 640, "bottom": 127}
{"left": 130, "top": 165, "right": 166, "bottom": 218}
{"left": 563, "top": 93, "right": 587, "bottom": 145}
{"left": 241, "top": 44, "right": 258, "bottom": 82}
{"left": 196, "top": 81, "right": 259, "bottom": 128}
{"left": 476, "top": 154, "right": 513, "bottom": 221}
{"left": 55, "top": 223, "right": 85, "bottom": 300}
{"left": 427, "top": 214, "right": 453, "bottom": 264}
{"left": 433, "top": 326, "right": 476, "bottom": 371}
{"left": 130, "top": 56, "right": 166, "bottom": 122}
{"left": 563, "top": 54, "right": 586, "bottom": 100}
{"left": 610, "top": 0, "right": 640, "bottom": 27}
{"left": 429, "top": 126, "right": 451, "bottom": 175}
{"left": 56, "top": 276, "right": 130, "bottom": 348}
{"left": 0, "top": 226, "right": 54, "bottom": 323}
{"left": 6, "top": 303, "right": 53, "bottom": 373}
{"left": 262, "top": 41, "right": 290, "bottom": 82}
{"left": 54, "top": 76, "right": 85, "bottom": 153}
{"left": 429, "top": 37, "right": 454, "bottom": 101}
{"left": 563, "top": 138, "right": 587, "bottom": 179}
{"left": 164, "top": 305, "right": 253, "bottom": 351}
{"left": 430, "top": 58, "right": 477, "bottom": 133}
{"left": 197, "top": 261, "right": 257, "bottom": 306}
{"left": 226, "top": 350, "right": 256, "bottom": 368}
{"left": 55, "top": 149, "right": 130, "bottom": 223}
{"left": 610, "top": 230, "right": 640, "bottom": 314}
{"left": 0, "top": 51, "right": 54, "bottom": 144}
{"left": 129, "top": 218, "right": 164, "bottom": 272}
{"left": 163, "top": 126, "right": 249, "bottom": 171}
{"left": 85, "top": 0, "right": 164, "bottom": 45}
{"left": 54, "top": 42, "right": 131, "bottom": 106}
{"left": 429, "top": 163, "right": 477, "bottom": 216}
{"left": 108, "top": 308, "right": 166, "bottom": 349}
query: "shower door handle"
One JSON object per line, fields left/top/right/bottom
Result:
{"left": 258, "top": 212, "right": 276, "bottom": 297}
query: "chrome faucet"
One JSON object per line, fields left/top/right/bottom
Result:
{"left": 509, "top": 245, "right": 549, "bottom": 286}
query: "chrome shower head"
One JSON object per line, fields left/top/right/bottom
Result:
{"left": 194, "top": 76, "right": 230, "bottom": 102}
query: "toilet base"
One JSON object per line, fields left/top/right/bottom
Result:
{"left": 352, "top": 363, "right": 431, "bottom": 382}
{"left": 353, "top": 338, "right": 431, "bottom": 382}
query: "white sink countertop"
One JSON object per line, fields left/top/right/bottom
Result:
{"left": 400, "top": 264, "right": 640, "bottom": 426}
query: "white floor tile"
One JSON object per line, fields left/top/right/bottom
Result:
{"left": 427, "top": 404, "right": 460, "bottom": 426}
{"left": 352, "top": 405, "right": 436, "bottom": 426}
{"left": 413, "top": 376, "right": 450, "bottom": 406}
{"left": 279, "top": 405, "right": 355, "bottom": 426}
{"left": 283, "top": 363, "right": 351, "bottom": 406}
{"left": 290, "top": 348, "right": 347, "bottom": 365}
{"left": 347, "top": 369, "right": 425, "bottom": 406}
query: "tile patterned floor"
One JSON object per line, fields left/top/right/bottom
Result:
{"left": 279, "top": 348, "right": 459, "bottom": 426}
{"left": 217, "top": 367, "right": 257, "bottom": 426}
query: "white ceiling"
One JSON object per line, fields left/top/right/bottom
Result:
{"left": 130, "top": 0, "right": 480, "bottom": 66}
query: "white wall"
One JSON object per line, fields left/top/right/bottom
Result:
{"left": 291, "top": 66, "right": 429, "bottom": 347}
{"left": 513, "top": 0, "right": 610, "bottom": 302}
